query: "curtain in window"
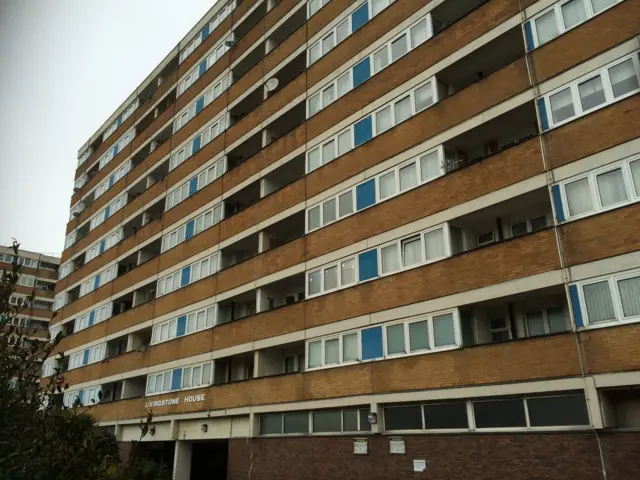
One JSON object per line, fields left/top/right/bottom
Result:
{"left": 578, "top": 76, "right": 606, "bottom": 111}
{"left": 535, "top": 10, "right": 559, "bottom": 45}
{"left": 399, "top": 162, "right": 418, "bottom": 191}
{"left": 376, "top": 105, "right": 393, "bottom": 133}
{"left": 324, "top": 266, "right": 338, "bottom": 290}
{"left": 402, "top": 237, "right": 422, "bottom": 267}
{"left": 630, "top": 160, "right": 640, "bottom": 197}
{"left": 591, "top": 0, "right": 616, "bottom": 13}
{"left": 339, "top": 191, "right": 353, "bottom": 217}
{"left": 609, "top": 59, "right": 640, "bottom": 98}
{"left": 381, "top": 244, "right": 400, "bottom": 274}
{"left": 433, "top": 313, "right": 456, "bottom": 346}
{"left": 391, "top": 34, "right": 408, "bottom": 61}
{"left": 341, "top": 259, "right": 356, "bottom": 285}
{"left": 408, "top": 320, "right": 429, "bottom": 351}
{"left": 550, "top": 88, "right": 575, "bottom": 123}
{"left": 338, "top": 131, "right": 351, "bottom": 155}
{"left": 414, "top": 84, "right": 433, "bottom": 111}
{"left": 323, "top": 198, "right": 337, "bottom": 224}
{"left": 308, "top": 341, "right": 322, "bottom": 367}
{"left": 308, "top": 271, "right": 321, "bottom": 295}
{"left": 373, "top": 47, "right": 389, "bottom": 72}
{"left": 410, "top": 20, "right": 428, "bottom": 47}
{"left": 343, "top": 333, "right": 359, "bottom": 361}
{"left": 420, "top": 151, "right": 440, "bottom": 181}
{"left": 386, "top": 324, "right": 405, "bottom": 354}
{"left": 325, "top": 338, "right": 339, "bottom": 364}
{"left": 371, "top": 0, "right": 388, "bottom": 16}
{"left": 547, "top": 307, "right": 567, "bottom": 333}
{"left": 561, "top": 0, "right": 587, "bottom": 29}
{"left": 379, "top": 171, "right": 396, "bottom": 199}
{"left": 526, "top": 311, "right": 546, "bottom": 336}
{"left": 337, "top": 74, "right": 350, "bottom": 97}
{"left": 394, "top": 96, "right": 412, "bottom": 124}
{"left": 565, "top": 177, "right": 594, "bottom": 216}
{"left": 424, "top": 228, "right": 445, "bottom": 260}
{"left": 323, "top": 85, "right": 336, "bottom": 106}
{"left": 618, "top": 277, "right": 640, "bottom": 318}
{"left": 596, "top": 168, "right": 628, "bottom": 207}
{"left": 583, "top": 281, "right": 616, "bottom": 323}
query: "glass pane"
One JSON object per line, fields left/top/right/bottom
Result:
{"left": 565, "top": 177, "right": 594, "bottom": 217}
{"left": 322, "top": 139, "right": 336, "bottom": 164}
{"left": 394, "top": 96, "right": 412, "bottom": 124}
{"left": 324, "top": 266, "right": 338, "bottom": 291}
{"left": 608, "top": 59, "right": 640, "bottom": 98}
{"left": 530, "top": 215, "right": 548, "bottom": 232}
{"left": 308, "top": 94, "right": 321, "bottom": 116}
{"left": 512, "top": 221, "right": 528, "bottom": 237}
{"left": 308, "top": 271, "right": 321, "bottom": 295}
{"left": 322, "top": 84, "right": 336, "bottom": 106}
{"left": 373, "top": 46, "right": 389, "bottom": 72}
{"left": 359, "top": 409, "right": 372, "bottom": 431}
{"left": 473, "top": 399, "right": 526, "bottom": 428}
{"left": 322, "top": 198, "right": 337, "bottom": 225}
{"left": 547, "top": 307, "right": 567, "bottom": 333}
{"left": 343, "top": 333, "right": 359, "bottom": 361}
{"left": 308, "top": 340, "right": 322, "bottom": 367}
{"left": 591, "top": 0, "right": 616, "bottom": 13}
{"left": 322, "top": 32, "right": 335, "bottom": 53}
{"left": 338, "top": 131, "right": 352, "bottom": 155}
{"left": 549, "top": 87, "right": 575, "bottom": 124}
{"left": 597, "top": 168, "right": 628, "bottom": 207}
{"left": 379, "top": 171, "right": 396, "bottom": 199}
{"left": 399, "top": 162, "right": 418, "bottom": 191}
{"left": 630, "top": 160, "right": 640, "bottom": 197}
{"left": 337, "top": 73, "right": 350, "bottom": 97}
{"left": 260, "top": 414, "right": 282, "bottom": 434}
{"left": 376, "top": 105, "right": 393, "bottom": 133}
{"left": 526, "top": 311, "right": 546, "bottom": 336}
{"left": 420, "top": 151, "right": 440, "bottom": 182}
{"left": 325, "top": 338, "right": 339, "bottom": 364}
{"left": 341, "top": 258, "right": 356, "bottom": 285}
{"left": 336, "top": 20, "right": 350, "bottom": 43}
{"left": 384, "top": 405, "right": 422, "bottom": 430}
{"left": 192, "top": 366, "right": 201, "bottom": 386}
{"left": 391, "top": 34, "right": 408, "bottom": 61}
{"left": 308, "top": 148, "right": 321, "bottom": 172}
{"left": 578, "top": 76, "right": 606, "bottom": 111}
{"left": 183, "top": 368, "right": 192, "bottom": 388}
{"left": 414, "top": 83, "right": 433, "bottom": 111}
{"left": 163, "top": 372, "right": 171, "bottom": 391}
{"left": 338, "top": 191, "right": 353, "bottom": 217}
{"left": 535, "top": 10, "right": 559, "bottom": 45}
{"left": 410, "top": 19, "right": 428, "bottom": 47}
{"left": 528, "top": 394, "right": 589, "bottom": 426}
{"left": 381, "top": 243, "right": 400, "bottom": 274}
{"left": 313, "top": 411, "right": 342, "bottom": 432}
{"left": 423, "top": 403, "right": 468, "bottom": 429}
{"left": 206, "top": 307, "right": 215, "bottom": 327}
{"left": 618, "top": 276, "right": 640, "bottom": 318}
{"left": 433, "top": 313, "right": 456, "bottom": 347}
{"left": 343, "top": 410, "right": 358, "bottom": 431}
{"left": 202, "top": 363, "right": 212, "bottom": 384}
{"left": 424, "top": 228, "right": 445, "bottom": 261}
{"left": 371, "top": 0, "right": 388, "bottom": 16}
{"left": 402, "top": 236, "right": 422, "bottom": 267}
{"left": 561, "top": 0, "right": 587, "bottom": 29}
{"left": 196, "top": 311, "right": 205, "bottom": 330}
{"left": 386, "top": 324, "right": 406, "bottom": 355}
{"left": 583, "top": 281, "right": 616, "bottom": 323}
{"left": 308, "top": 206, "right": 321, "bottom": 230}
{"left": 408, "top": 320, "right": 429, "bottom": 351}
{"left": 309, "top": 43, "right": 321, "bottom": 65}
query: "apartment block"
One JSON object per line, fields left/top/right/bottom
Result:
{"left": 50, "top": 0, "right": 640, "bottom": 478}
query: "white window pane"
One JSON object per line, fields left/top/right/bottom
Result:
{"left": 371, "top": 0, "right": 388, "bottom": 16}
{"left": 608, "top": 59, "right": 640, "bottom": 98}
{"left": 591, "top": 0, "right": 615, "bottom": 13}
{"left": 391, "top": 34, "right": 408, "bottom": 61}
{"left": 196, "top": 311, "right": 206, "bottom": 330}
{"left": 322, "top": 84, "right": 336, "bottom": 106}
{"left": 561, "top": 0, "right": 587, "bottom": 29}
{"left": 322, "top": 139, "right": 336, "bottom": 164}
{"left": 408, "top": 320, "right": 429, "bottom": 351}
{"left": 596, "top": 168, "right": 628, "bottom": 207}
{"left": 535, "top": 10, "right": 559, "bottom": 45}
{"left": 578, "top": 76, "right": 606, "bottom": 111}
{"left": 160, "top": 324, "right": 169, "bottom": 341}
{"left": 322, "top": 33, "right": 335, "bottom": 53}
{"left": 343, "top": 333, "right": 358, "bottom": 362}
{"left": 433, "top": 313, "right": 456, "bottom": 347}
{"left": 309, "top": 43, "right": 321, "bottom": 65}
{"left": 394, "top": 96, "right": 412, "bottom": 124}
{"left": 410, "top": 19, "right": 428, "bottom": 47}
{"left": 424, "top": 228, "right": 445, "bottom": 261}
{"left": 379, "top": 171, "right": 396, "bottom": 199}
{"left": 630, "top": 159, "right": 640, "bottom": 197}
{"left": 204, "top": 211, "right": 213, "bottom": 229}
{"left": 341, "top": 258, "right": 356, "bottom": 285}
{"left": 414, "top": 83, "right": 434, "bottom": 111}
{"left": 337, "top": 131, "right": 352, "bottom": 155}
{"left": 381, "top": 244, "right": 400, "bottom": 274}
{"left": 192, "top": 366, "right": 202, "bottom": 387}
{"left": 206, "top": 307, "right": 215, "bottom": 327}
{"left": 549, "top": 87, "right": 575, "bottom": 124}
{"left": 308, "top": 271, "right": 321, "bottom": 295}
{"left": 526, "top": 311, "right": 546, "bottom": 336}
{"left": 192, "top": 262, "right": 201, "bottom": 282}
{"left": 323, "top": 198, "right": 337, "bottom": 224}
{"left": 163, "top": 372, "right": 171, "bottom": 391}
{"left": 201, "top": 259, "right": 210, "bottom": 277}
{"left": 565, "top": 177, "right": 594, "bottom": 216}
{"left": 187, "top": 313, "right": 196, "bottom": 333}
{"left": 373, "top": 47, "right": 389, "bottom": 72}
{"left": 420, "top": 151, "right": 440, "bottom": 182}
{"left": 169, "top": 320, "right": 177, "bottom": 338}
{"left": 308, "top": 206, "right": 321, "bottom": 230}
{"left": 399, "top": 162, "right": 418, "bottom": 191}
{"left": 308, "top": 341, "right": 322, "bottom": 367}
{"left": 402, "top": 236, "right": 422, "bottom": 268}
{"left": 309, "top": 94, "right": 321, "bottom": 116}
{"left": 337, "top": 73, "right": 351, "bottom": 97}
{"left": 336, "top": 19, "right": 350, "bottom": 43}
{"left": 324, "top": 266, "right": 338, "bottom": 290}
{"left": 183, "top": 368, "right": 192, "bottom": 388}
{"left": 202, "top": 363, "right": 212, "bottom": 385}
{"left": 308, "top": 148, "right": 321, "bottom": 171}
{"left": 325, "top": 338, "right": 339, "bottom": 364}
{"left": 618, "top": 276, "right": 640, "bottom": 318}
{"left": 583, "top": 281, "right": 616, "bottom": 323}
{"left": 338, "top": 191, "right": 353, "bottom": 217}
{"left": 386, "top": 324, "right": 405, "bottom": 355}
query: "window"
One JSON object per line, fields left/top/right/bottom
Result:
{"left": 474, "top": 398, "right": 526, "bottom": 428}
{"left": 382, "top": 311, "right": 458, "bottom": 358}
{"left": 609, "top": 58, "right": 640, "bottom": 98}
{"left": 578, "top": 76, "right": 606, "bottom": 111}
{"left": 385, "top": 405, "right": 422, "bottom": 430}
{"left": 477, "top": 231, "right": 495, "bottom": 246}
{"left": 527, "top": 394, "right": 590, "bottom": 426}
{"left": 306, "top": 330, "right": 360, "bottom": 369}
{"left": 260, "top": 408, "right": 370, "bottom": 435}
{"left": 379, "top": 171, "right": 396, "bottom": 199}
{"left": 423, "top": 402, "right": 468, "bottom": 429}
{"left": 161, "top": 203, "right": 223, "bottom": 252}
{"left": 596, "top": 167, "right": 628, "bottom": 207}
{"left": 152, "top": 304, "right": 216, "bottom": 344}
{"left": 489, "top": 318, "right": 510, "bottom": 342}
{"left": 576, "top": 270, "right": 640, "bottom": 327}
{"left": 526, "top": 307, "right": 567, "bottom": 336}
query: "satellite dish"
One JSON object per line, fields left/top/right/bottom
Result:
{"left": 265, "top": 78, "right": 279, "bottom": 92}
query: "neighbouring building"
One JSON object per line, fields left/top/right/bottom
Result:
{"left": 48, "top": 0, "right": 640, "bottom": 478}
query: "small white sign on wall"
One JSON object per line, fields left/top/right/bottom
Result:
{"left": 389, "top": 437, "right": 406, "bottom": 454}
{"left": 413, "top": 459, "right": 427, "bottom": 472}
{"left": 354, "top": 438, "right": 368, "bottom": 455}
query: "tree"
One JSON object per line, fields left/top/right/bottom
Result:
{"left": 0, "top": 241, "right": 169, "bottom": 480}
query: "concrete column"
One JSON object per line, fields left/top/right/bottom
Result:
{"left": 584, "top": 376, "right": 604, "bottom": 429}
{"left": 172, "top": 441, "right": 192, "bottom": 480}
{"left": 266, "top": 0, "right": 277, "bottom": 12}
{"left": 261, "top": 129, "right": 274, "bottom": 148}
{"left": 265, "top": 37, "right": 276, "bottom": 55}
{"left": 369, "top": 402, "right": 383, "bottom": 434}
{"left": 256, "top": 288, "right": 269, "bottom": 313}
{"left": 258, "top": 231, "right": 271, "bottom": 253}
{"left": 253, "top": 351, "right": 261, "bottom": 378}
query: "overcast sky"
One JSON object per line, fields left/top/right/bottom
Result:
{"left": 0, "top": 0, "right": 215, "bottom": 257}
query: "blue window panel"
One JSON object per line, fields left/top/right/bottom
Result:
{"left": 552, "top": 185, "right": 565, "bottom": 223}
{"left": 354, "top": 115, "right": 373, "bottom": 147}
{"left": 569, "top": 285, "right": 584, "bottom": 328}
{"left": 181, "top": 266, "right": 191, "bottom": 287}
{"left": 108, "top": 175, "right": 115, "bottom": 188}
{"left": 185, "top": 220, "right": 195, "bottom": 240}
{"left": 537, "top": 98, "right": 549, "bottom": 131}
{"left": 171, "top": 369, "right": 182, "bottom": 391}
{"left": 83, "top": 350, "right": 89, "bottom": 365}
{"left": 199, "top": 60, "right": 207, "bottom": 77}
{"left": 99, "top": 240, "right": 105, "bottom": 254}
{"left": 104, "top": 205, "right": 111, "bottom": 219}
{"left": 358, "top": 249, "right": 378, "bottom": 282}
{"left": 356, "top": 179, "right": 376, "bottom": 211}
{"left": 113, "top": 144, "right": 119, "bottom": 157}
{"left": 351, "top": 3, "right": 369, "bottom": 32}
{"left": 93, "top": 275, "right": 100, "bottom": 290}
{"left": 78, "top": 390, "right": 84, "bottom": 403}
{"left": 177, "top": 316, "right": 187, "bottom": 337}
{"left": 192, "top": 135, "right": 202, "bottom": 153}
{"left": 201, "top": 24, "right": 210, "bottom": 41}
{"left": 361, "top": 326, "right": 383, "bottom": 360}
{"left": 189, "top": 177, "right": 198, "bottom": 196}
{"left": 88, "top": 311, "right": 95, "bottom": 326}
{"left": 352, "top": 57, "right": 371, "bottom": 88}
{"left": 196, "top": 96, "right": 205, "bottom": 115}
{"left": 524, "top": 21, "right": 535, "bottom": 52}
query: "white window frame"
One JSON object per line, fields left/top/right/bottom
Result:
{"left": 305, "top": 329, "right": 362, "bottom": 370}
{"left": 524, "top": 305, "right": 568, "bottom": 336}
{"left": 306, "top": 255, "right": 358, "bottom": 298}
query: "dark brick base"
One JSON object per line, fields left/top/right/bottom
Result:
{"left": 227, "top": 432, "right": 640, "bottom": 480}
